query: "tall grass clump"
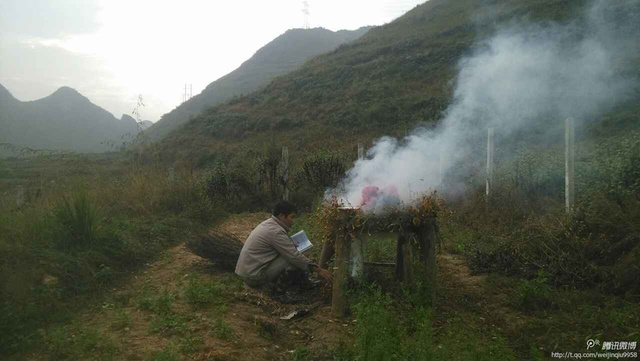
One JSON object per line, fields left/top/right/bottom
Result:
{"left": 54, "top": 190, "right": 98, "bottom": 250}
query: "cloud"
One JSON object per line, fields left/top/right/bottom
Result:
{"left": 0, "top": 0, "right": 101, "bottom": 39}
{"left": 0, "top": 40, "right": 109, "bottom": 101}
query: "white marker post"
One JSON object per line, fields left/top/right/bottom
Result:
{"left": 168, "top": 167, "right": 175, "bottom": 184}
{"left": 565, "top": 117, "right": 575, "bottom": 213}
{"left": 357, "top": 143, "right": 364, "bottom": 160}
{"left": 486, "top": 128, "right": 495, "bottom": 198}
{"left": 350, "top": 238, "right": 365, "bottom": 278}
{"left": 16, "top": 185, "right": 24, "bottom": 207}
{"left": 282, "top": 147, "right": 289, "bottom": 201}
{"left": 438, "top": 152, "right": 444, "bottom": 187}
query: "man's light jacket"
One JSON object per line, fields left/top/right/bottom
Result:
{"left": 235, "top": 215, "right": 313, "bottom": 281}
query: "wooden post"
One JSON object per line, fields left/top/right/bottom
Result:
{"left": 331, "top": 226, "right": 351, "bottom": 318}
{"left": 168, "top": 167, "right": 175, "bottom": 184}
{"left": 565, "top": 117, "right": 575, "bottom": 213}
{"left": 395, "top": 234, "right": 404, "bottom": 280}
{"left": 395, "top": 234, "right": 414, "bottom": 283}
{"left": 357, "top": 143, "right": 364, "bottom": 160}
{"left": 319, "top": 238, "right": 335, "bottom": 269}
{"left": 486, "top": 128, "right": 495, "bottom": 198}
{"left": 418, "top": 222, "right": 437, "bottom": 306}
{"left": 282, "top": 147, "right": 289, "bottom": 201}
{"left": 16, "top": 185, "right": 24, "bottom": 207}
{"left": 395, "top": 234, "right": 415, "bottom": 284}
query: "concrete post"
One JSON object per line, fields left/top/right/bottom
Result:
{"left": 357, "top": 143, "right": 364, "bottom": 160}
{"left": 16, "top": 185, "right": 24, "bottom": 207}
{"left": 565, "top": 117, "right": 575, "bottom": 213}
{"left": 168, "top": 167, "right": 175, "bottom": 184}
{"left": 486, "top": 128, "right": 495, "bottom": 198}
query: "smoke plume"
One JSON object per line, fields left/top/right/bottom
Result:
{"left": 331, "top": 0, "right": 639, "bottom": 209}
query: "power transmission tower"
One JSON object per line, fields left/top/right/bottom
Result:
{"left": 302, "top": 1, "right": 310, "bottom": 29}
{"left": 182, "top": 83, "right": 193, "bottom": 103}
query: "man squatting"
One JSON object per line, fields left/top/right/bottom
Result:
{"left": 235, "top": 200, "right": 332, "bottom": 288}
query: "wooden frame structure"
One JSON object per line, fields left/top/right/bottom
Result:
{"left": 321, "top": 207, "right": 438, "bottom": 318}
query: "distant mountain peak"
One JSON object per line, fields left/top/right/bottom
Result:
{"left": 121, "top": 114, "right": 137, "bottom": 123}
{"left": 0, "top": 84, "right": 145, "bottom": 153}
{"left": 50, "top": 86, "right": 83, "bottom": 98}
{"left": 0, "top": 83, "right": 17, "bottom": 102}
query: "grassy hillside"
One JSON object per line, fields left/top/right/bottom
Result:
{"left": 145, "top": 0, "right": 640, "bottom": 302}
{"left": 151, "top": 0, "right": 639, "bottom": 168}
{"left": 145, "top": 27, "right": 371, "bottom": 140}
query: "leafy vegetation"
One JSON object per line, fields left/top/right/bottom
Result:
{"left": 441, "top": 130, "right": 640, "bottom": 294}
{"left": 0, "top": 156, "right": 225, "bottom": 355}
{"left": 332, "top": 282, "right": 518, "bottom": 361}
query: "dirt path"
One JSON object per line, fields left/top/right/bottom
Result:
{"left": 22, "top": 213, "right": 352, "bottom": 361}
{"left": 19, "top": 213, "right": 543, "bottom": 361}
{"left": 436, "top": 253, "right": 539, "bottom": 358}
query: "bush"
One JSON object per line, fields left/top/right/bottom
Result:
{"left": 301, "top": 150, "right": 348, "bottom": 190}
{"left": 517, "top": 270, "right": 554, "bottom": 312}
{"left": 206, "top": 159, "right": 266, "bottom": 212}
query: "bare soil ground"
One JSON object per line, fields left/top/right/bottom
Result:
{"left": 19, "top": 213, "right": 557, "bottom": 361}
{"left": 21, "top": 213, "right": 355, "bottom": 361}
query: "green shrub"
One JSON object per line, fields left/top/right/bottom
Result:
{"left": 206, "top": 159, "right": 266, "bottom": 212}
{"left": 184, "top": 273, "right": 223, "bottom": 308}
{"left": 179, "top": 334, "right": 203, "bottom": 354}
{"left": 137, "top": 289, "right": 176, "bottom": 316}
{"left": 301, "top": 150, "right": 348, "bottom": 190}
{"left": 149, "top": 314, "right": 188, "bottom": 335}
{"left": 291, "top": 347, "right": 311, "bottom": 361}
{"left": 214, "top": 318, "right": 234, "bottom": 340}
{"left": 517, "top": 270, "right": 554, "bottom": 311}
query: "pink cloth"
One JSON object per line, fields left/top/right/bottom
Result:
{"left": 358, "top": 186, "right": 379, "bottom": 207}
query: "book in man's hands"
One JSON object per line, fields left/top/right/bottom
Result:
{"left": 291, "top": 230, "right": 313, "bottom": 253}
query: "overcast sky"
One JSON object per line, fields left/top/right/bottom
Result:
{"left": 0, "top": 0, "right": 425, "bottom": 122}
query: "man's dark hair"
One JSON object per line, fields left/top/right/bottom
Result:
{"left": 273, "top": 200, "right": 297, "bottom": 217}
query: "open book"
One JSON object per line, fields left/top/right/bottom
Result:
{"left": 291, "top": 230, "right": 313, "bottom": 253}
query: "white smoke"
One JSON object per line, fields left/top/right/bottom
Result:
{"left": 331, "top": 0, "right": 638, "bottom": 208}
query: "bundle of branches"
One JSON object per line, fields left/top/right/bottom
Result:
{"left": 319, "top": 192, "right": 446, "bottom": 241}
{"left": 186, "top": 231, "right": 244, "bottom": 271}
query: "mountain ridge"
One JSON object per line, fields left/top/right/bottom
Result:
{"left": 145, "top": 26, "right": 371, "bottom": 140}
{"left": 153, "top": 0, "right": 640, "bottom": 167}
{"left": 0, "top": 84, "right": 142, "bottom": 153}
